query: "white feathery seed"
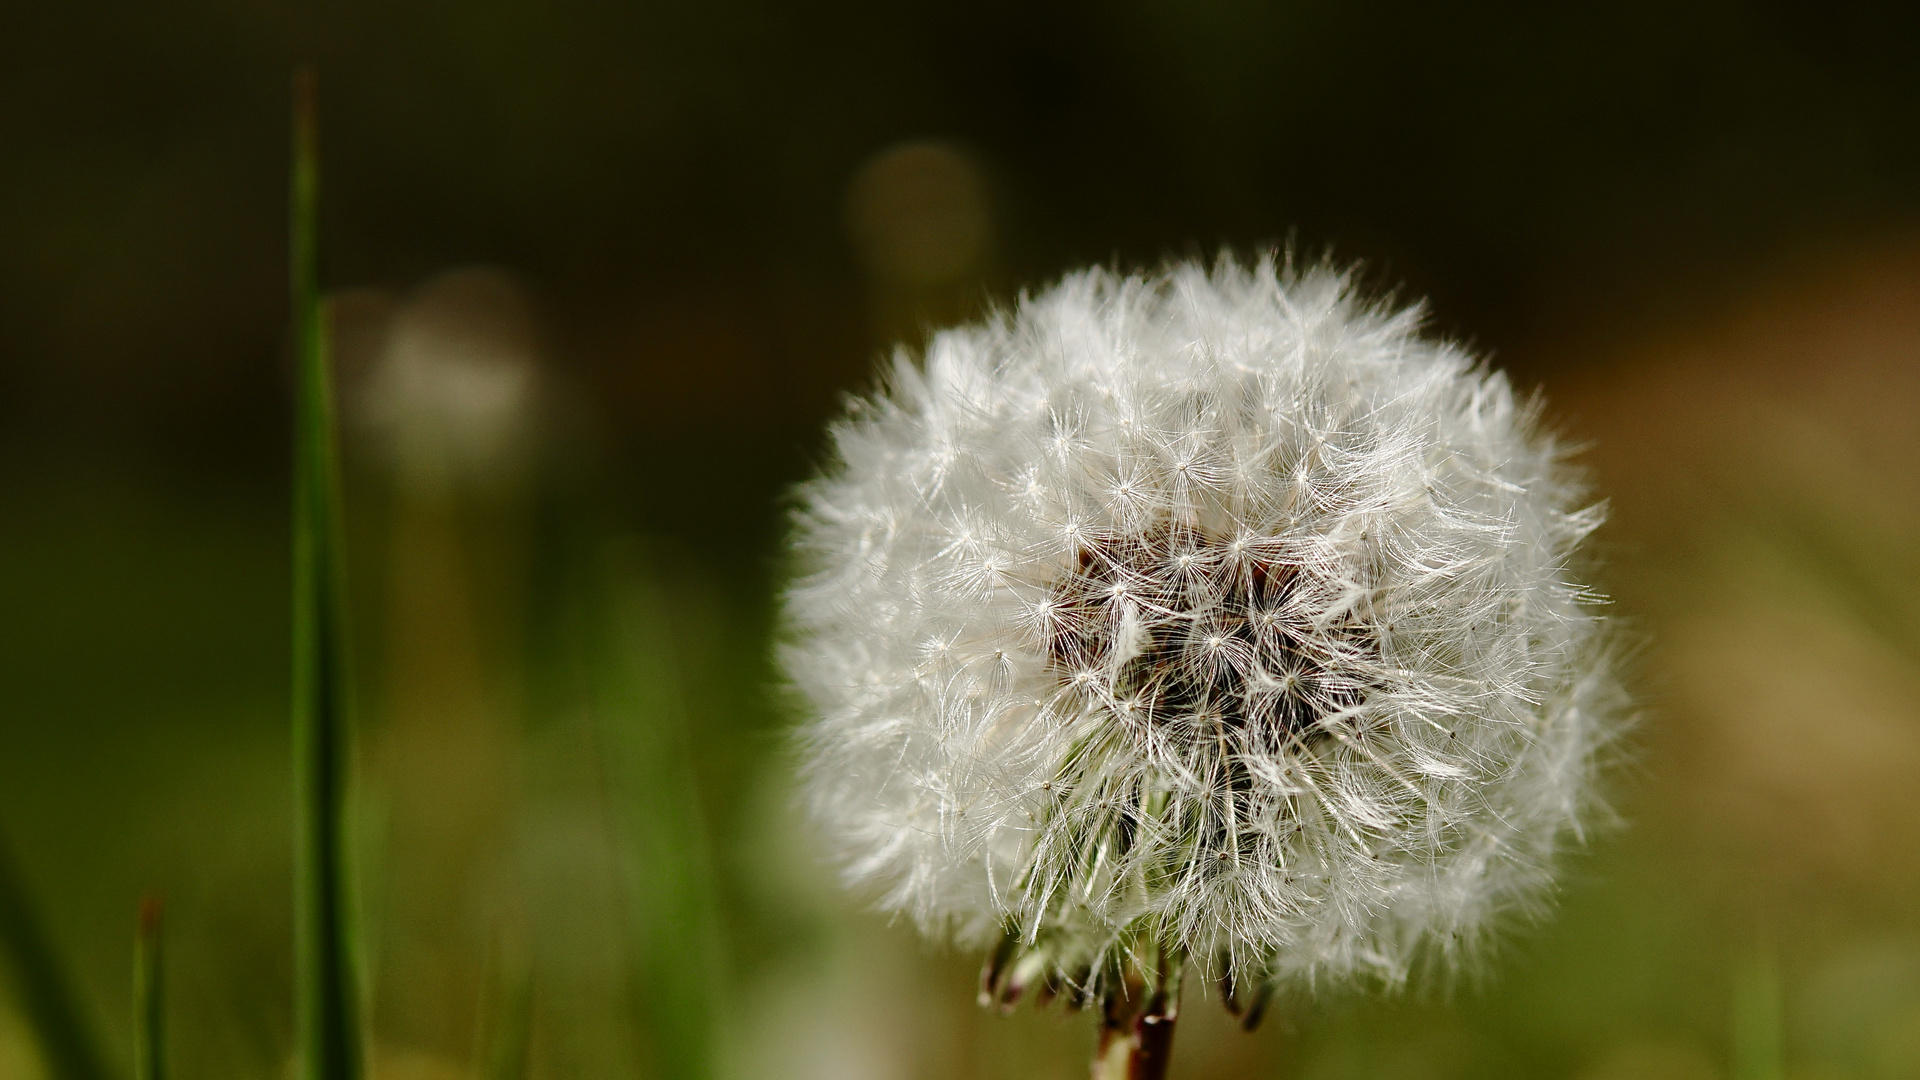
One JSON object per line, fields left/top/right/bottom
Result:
{"left": 781, "top": 256, "right": 1625, "bottom": 1007}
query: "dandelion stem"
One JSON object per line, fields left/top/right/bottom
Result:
{"left": 291, "top": 65, "right": 363, "bottom": 1080}
{"left": 133, "top": 897, "right": 164, "bottom": 1080}
{"left": 1093, "top": 944, "right": 1183, "bottom": 1080}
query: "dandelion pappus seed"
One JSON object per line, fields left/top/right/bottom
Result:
{"left": 1046, "top": 523, "right": 1368, "bottom": 744}
{"left": 781, "top": 255, "right": 1627, "bottom": 1063}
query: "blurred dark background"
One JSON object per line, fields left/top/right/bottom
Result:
{"left": 8, "top": 0, "right": 1919, "bottom": 529}
{"left": 3, "top": 3, "right": 1920, "bottom": 1079}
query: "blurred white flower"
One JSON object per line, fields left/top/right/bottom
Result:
{"left": 781, "top": 256, "right": 1624, "bottom": 1045}
{"left": 357, "top": 267, "right": 540, "bottom": 496}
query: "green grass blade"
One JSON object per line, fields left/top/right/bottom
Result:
{"left": 1731, "top": 945, "right": 1783, "bottom": 1080}
{"left": 591, "top": 539, "right": 720, "bottom": 1080}
{"left": 473, "top": 937, "right": 532, "bottom": 1080}
{"left": 133, "top": 897, "right": 164, "bottom": 1080}
{"left": 290, "top": 65, "right": 363, "bottom": 1080}
{"left": 0, "top": 831, "right": 113, "bottom": 1080}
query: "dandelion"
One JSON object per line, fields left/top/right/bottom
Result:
{"left": 781, "top": 255, "right": 1624, "bottom": 1077}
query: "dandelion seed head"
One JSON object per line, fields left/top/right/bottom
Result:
{"left": 782, "top": 255, "right": 1625, "bottom": 1000}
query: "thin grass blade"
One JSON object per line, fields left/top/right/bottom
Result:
{"left": 590, "top": 538, "right": 721, "bottom": 1080}
{"left": 0, "top": 830, "right": 113, "bottom": 1080}
{"left": 473, "top": 936, "right": 533, "bottom": 1080}
{"left": 1731, "top": 945, "right": 1784, "bottom": 1080}
{"left": 133, "top": 897, "right": 164, "bottom": 1080}
{"left": 290, "top": 65, "right": 363, "bottom": 1080}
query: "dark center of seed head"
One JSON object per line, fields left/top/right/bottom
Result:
{"left": 1046, "top": 525, "right": 1368, "bottom": 743}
